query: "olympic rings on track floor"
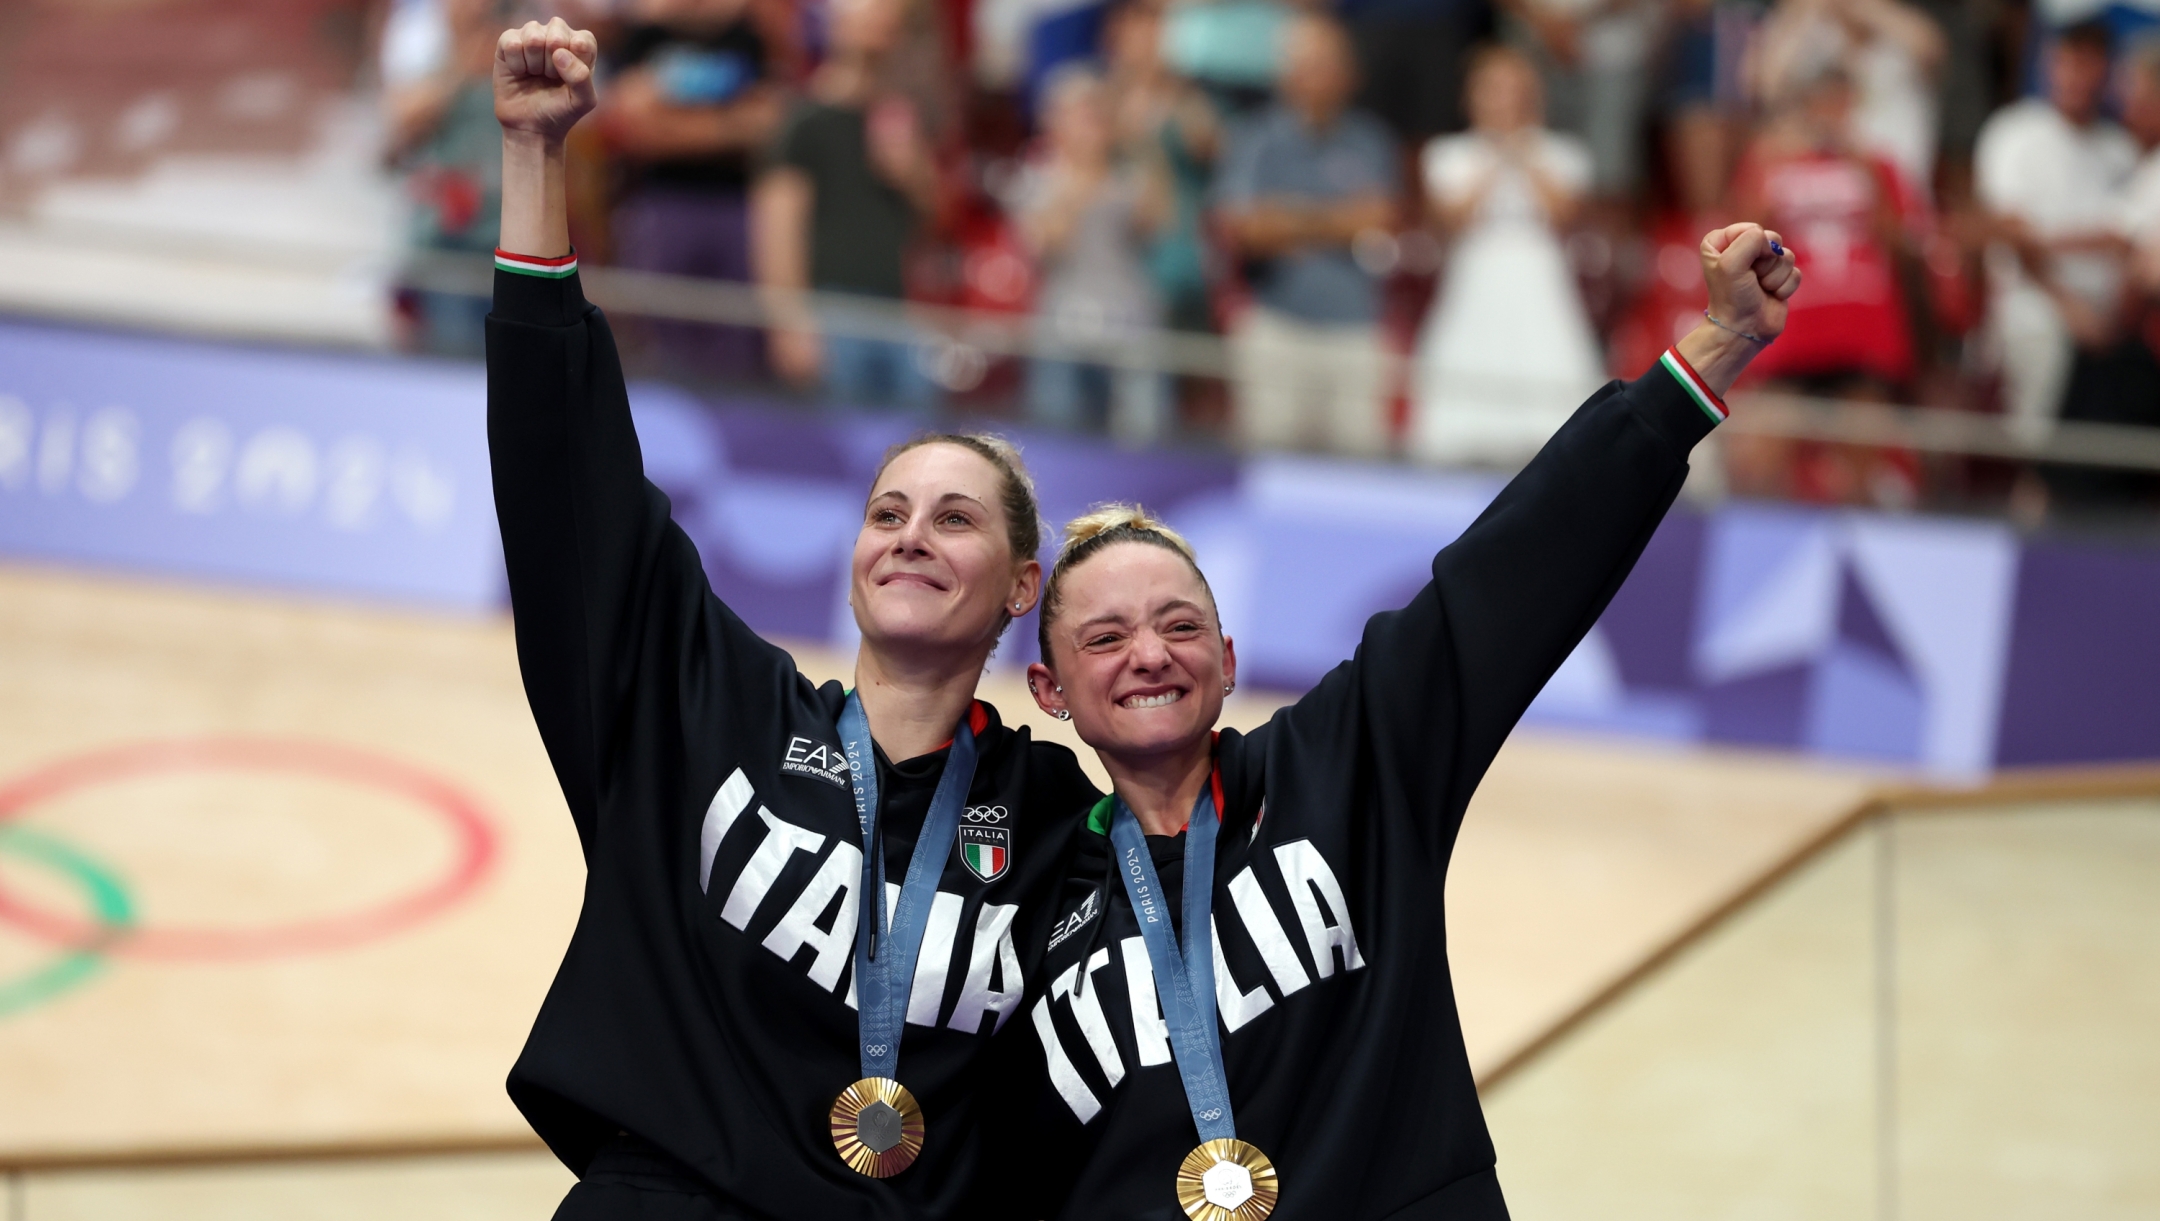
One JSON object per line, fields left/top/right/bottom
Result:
{"left": 0, "top": 737, "right": 498, "bottom": 962}
{"left": 0, "top": 825, "right": 135, "bottom": 1019}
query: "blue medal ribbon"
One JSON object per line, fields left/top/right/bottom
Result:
{"left": 1108, "top": 783, "right": 1236, "bottom": 1142}
{"left": 838, "top": 691, "right": 979, "bottom": 1082}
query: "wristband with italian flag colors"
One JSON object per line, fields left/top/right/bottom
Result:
{"left": 495, "top": 248, "right": 578, "bottom": 279}
{"left": 1657, "top": 346, "right": 1729, "bottom": 426}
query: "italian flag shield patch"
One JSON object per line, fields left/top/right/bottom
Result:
{"left": 957, "top": 825, "right": 1010, "bottom": 882}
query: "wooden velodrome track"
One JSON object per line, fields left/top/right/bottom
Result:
{"left": 0, "top": 560, "right": 1883, "bottom": 1169}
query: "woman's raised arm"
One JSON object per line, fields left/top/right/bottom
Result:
{"left": 496, "top": 20, "right": 595, "bottom": 258}
{"left": 1266, "top": 225, "right": 1798, "bottom": 843}
{"left": 487, "top": 20, "right": 795, "bottom": 856}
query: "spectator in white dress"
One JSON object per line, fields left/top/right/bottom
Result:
{"left": 1411, "top": 46, "right": 1604, "bottom": 465}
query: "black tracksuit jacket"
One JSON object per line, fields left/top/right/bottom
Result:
{"left": 969, "top": 361, "right": 1722, "bottom": 1221}
{"left": 486, "top": 267, "right": 1100, "bottom": 1220}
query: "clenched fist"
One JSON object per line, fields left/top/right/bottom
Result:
{"left": 495, "top": 18, "right": 599, "bottom": 143}
{"left": 1699, "top": 222, "right": 1801, "bottom": 342}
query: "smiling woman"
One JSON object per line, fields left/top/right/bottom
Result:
{"left": 851, "top": 434, "right": 1045, "bottom": 758}
{"left": 483, "top": 18, "right": 1100, "bottom": 1220}
{"left": 994, "top": 222, "right": 1801, "bottom": 1221}
{"left": 1029, "top": 506, "right": 1232, "bottom": 777}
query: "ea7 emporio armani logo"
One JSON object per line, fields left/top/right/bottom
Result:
{"left": 1046, "top": 890, "right": 1098, "bottom": 951}
{"left": 780, "top": 736, "right": 849, "bottom": 790}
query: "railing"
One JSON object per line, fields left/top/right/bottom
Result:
{"left": 402, "top": 253, "right": 2160, "bottom": 475}
{"left": 1479, "top": 766, "right": 2160, "bottom": 1220}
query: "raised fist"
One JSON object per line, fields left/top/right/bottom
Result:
{"left": 495, "top": 18, "right": 599, "bottom": 143}
{"left": 1699, "top": 222, "right": 1801, "bottom": 342}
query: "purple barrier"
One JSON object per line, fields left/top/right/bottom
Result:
{"left": 1994, "top": 539, "right": 2160, "bottom": 767}
{"left": 0, "top": 318, "right": 499, "bottom": 608}
{"left": 5, "top": 317, "right": 2157, "bottom": 773}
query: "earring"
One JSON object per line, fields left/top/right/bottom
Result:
{"left": 1224, "top": 682, "right": 1235, "bottom": 695}
{"left": 1028, "top": 681, "right": 1038, "bottom": 696}
{"left": 1055, "top": 709, "right": 1071, "bottom": 721}
{"left": 1055, "top": 686, "right": 1064, "bottom": 694}
{"left": 1014, "top": 603, "right": 1023, "bottom": 612}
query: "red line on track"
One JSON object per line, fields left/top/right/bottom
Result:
{"left": 0, "top": 738, "right": 499, "bottom": 961}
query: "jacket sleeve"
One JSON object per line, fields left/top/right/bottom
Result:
{"left": 1245, "top": 359, "right": 1718, "bottom": 855}
{"left": 487, "top": 266, "right": 794, "bottom": 857}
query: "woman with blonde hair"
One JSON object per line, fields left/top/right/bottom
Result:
{"left": 486, "top": 20, "right": 1099, "bottom": 1219}
{"left": 979, "top": 223, "right": 1799, "bottom": 1219}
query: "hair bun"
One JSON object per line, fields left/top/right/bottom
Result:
{"left": 1058, "top": 503, "right": 1196, "bottom": 563}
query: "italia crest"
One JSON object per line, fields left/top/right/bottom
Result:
{"left": 957, "top": 825, "right": 1010, "bottom": 882}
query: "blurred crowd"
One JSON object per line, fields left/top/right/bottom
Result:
{"left": 381, "top": 0, "right": 2160, "bottom": 511}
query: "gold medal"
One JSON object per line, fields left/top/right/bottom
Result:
{"left": 1176, "top": 1137, "right": 1279, "bottom": 1221}
{"left": 830, "top": 1076, "right": 925, "bottom": 1177}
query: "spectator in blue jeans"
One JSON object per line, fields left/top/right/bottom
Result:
{"left": 1216, "top": 12, "right": 1401, "bottom": 455}
{"left": 753, "top": 0, "right": 943, "bottom": 411}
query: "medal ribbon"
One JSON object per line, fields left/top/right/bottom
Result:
{"left": 1108, "top": 780, "right": 1236, "bottom": 1143}
{"left": 839, "top": 691, "right": 979, "bottom": 1082}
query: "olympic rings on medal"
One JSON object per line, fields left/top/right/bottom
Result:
{"left": 0, "top": 738, "right": 497, "bottom": 961}
{"left": 0, "top": 825, "right": 135, "bottom": 1020}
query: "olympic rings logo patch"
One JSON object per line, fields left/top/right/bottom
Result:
{"left": 961, "top": 805, "right": 1008, "bottom": 824}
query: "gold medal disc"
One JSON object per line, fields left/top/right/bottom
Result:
{"left": 830, "top": 1077, "right": 926, "bottom": 1177}
{"left": 1176, "top": 1138, "right": 1279, "bottom": 1221}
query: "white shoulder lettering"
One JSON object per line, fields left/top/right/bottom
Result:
{"left": 1055, "top": 948, "right": 1126, "bottom": 1088}
{"left": 1273, "top": 839, "right": 1365, "bottom": 977}
{"left": 905, "top": 891, "right": 966, "bottom": 1027}
{"left": 1212, "top": 915, "right": 1274, "bottom": 1032}
{"left": 1227, "top": 866, "right": 1312, "bottom": 998}
{"left": 1032, "top": 997, "right": 1101, "bottom": 1123}
{"left": 1119, "top": 936, "right": 1172, "bottom": 1067}
{"left": 719, "top": 808, "right": 825, "bottom": 929}
{"left": 760, "top": 839, "right": 861, "bottom": 990}
{"left": 699, "top": 769, "right": 757, "bottom": 893}
{"left": 947, "top": 902, "right": 1022, "bottom": 1034}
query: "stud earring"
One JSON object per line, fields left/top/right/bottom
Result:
{"left": 1055, "top": 709, "right": 1071, "bottom": 721}
{"left": 1224, "top": 682, "right": 1236, "bottom": 695}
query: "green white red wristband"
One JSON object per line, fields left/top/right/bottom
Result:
{"left": 495, "top": 248, "right": 578, "bottom": 279}
{"left": 1658, "top": 347, "right": 1729, "bottom": 426}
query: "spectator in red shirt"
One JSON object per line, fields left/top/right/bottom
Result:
{"left": 1725, "top": 63, "right": 1925, "bottom": 505}
{"left": 1730, "top": 62, "right": 1921, "bottom": 396}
